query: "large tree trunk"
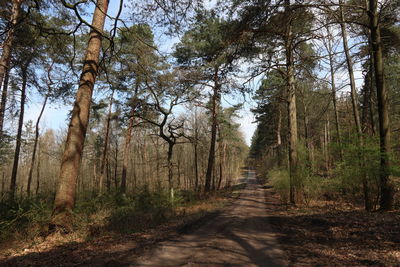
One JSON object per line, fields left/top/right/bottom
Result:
{"left": 205, "top": 68, "right": 220, "bottom": 192}
{"left": 9, "top": 68, "right": 27, "bottom": 200}
{"left": 98, "top": 90, "right": 114, "bottom": 194}
{"left": 51, "top": 0, "right": 109, "bottom": 231}
{"left": 285, "top": 0, "right": 298, "bottom": 204}
{"left": 27, "top": 95, "right": 48, "bottom": 196}
{"left": 0, "top": 0, "right": 23, "bottom": 137}
{"left": 369, "top": 0, "right": 394, "bottom": 210}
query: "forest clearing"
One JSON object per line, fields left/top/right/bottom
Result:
{"left": 0, "top": 0, "right": 400, "bottom": 266}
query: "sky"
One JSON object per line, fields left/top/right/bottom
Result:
{"left": 23, "top": 1, "right": 257, "bottom": 146}
{"left": 23, "top": 1, "right": 366, "bottom": 147}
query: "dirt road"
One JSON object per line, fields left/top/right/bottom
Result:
{"left": 132, "top": 169, "right": 287, "bottom": 267}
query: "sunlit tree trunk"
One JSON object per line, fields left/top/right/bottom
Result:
{"left": 51, "top": 0, "right": 109, "bottom": 231}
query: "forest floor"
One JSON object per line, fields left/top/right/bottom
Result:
{"left": 264, "top": 188, "right": 400, "bottom": 266}
{"left": 0, "top": 189, "right": 234, "bottom": 266}
{"left": 0, "top": 170, "right": 399, "bottom": 266}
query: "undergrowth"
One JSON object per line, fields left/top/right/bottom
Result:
{"left": 0, "top": 186, "right": 208, "bottom": 245}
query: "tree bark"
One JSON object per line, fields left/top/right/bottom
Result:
{"left": 36, "top": 140, "right": 40, "bottom": 196}
{"left": 276, "top": 104, "right": 283, "bottom": 167}
{"left": 51, "top": 0, "right": 109, "bottom": 231}
{"left": 193, "top": 108, "right": 199, "bottom": 190}
{"left": 10, "top": 67, "right": 27, "bottom": 200}
{"left": 0, "top": 70, "right": 10, "bottom": 138}
{"left": 99, "top": 90, "right": 114, "bottom": 194}
{"left": 340, "top": 0, "right": 372, "bottom": 210}
{"left": 285, "top": 0, "right": 298, "bottom": 204}
{"left": 121, "top": 109, "right": 134, "bottom": 195}
{"left": 205, "top": 68, "right": 220, "bottom": 192}
{"left": 27, "top": 95, "right": 48, "bottom": 196}
{"left": 0, "top": 0, "right": 23, "bottom": 136}
{"left": 167, "top": 142, "right": 174, "bottom": 191}
{"left": 340, "top": 0, "right": 362, "bottom": 138}
{"left": 369, "top": 0, "right": 394, "bottom": 210}
{"left": 326, "top": 26, "right": 343, "bottom": 159}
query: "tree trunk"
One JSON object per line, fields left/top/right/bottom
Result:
{"left": 276, "top": 104, "right": 283, "bottom": 167}
{"left": 218, "top": 141, "right": 226, "bottom": 190}
{"left": 0, "top": 70, "right": 10, "bottom": 138}
{"left": 0, "top": 0, "right": 22, "bottom": 135}
{"left": 369, "top": 0, "right": 394, "bottom": 210}
{"left": 340, "top": 0, "right": 362, "bottom": 137}
{"left": 193, "top": 108, "right": 199, "bottom": 190}
{"left": 10, "top": 67, "right": 27, "bottom": 200}
{"left": 114, "top": 139, "right": 118, "bottom": 190}
{"left": 51, "top": 0, "right": 109, "bottom": 231}
{"left": 301, "top": 94, "right": 312, "bottom": 169}
{"left": 121, "top": 109, "right": 134, "bottom": 194}
{"left": 99, "top": 90, "right": 114, "bottom": 194}
{"left": 361, "top": 67, "right": 373, "bottom": 135}
{"left": 36, "top": 140, "right": 40, "bottom": 196}
{"left": 326, "top": 26, "right": 343, "bottom": 159}
{"left": 285, "top": 0, "right": 298, "bottom": 204}
{"left": 27, "top": 95, "right": 48, "bottom": 196}
{"left": 167, "top": 142, "right": 174, "bottom": 191}
{"left": 340, "top": 0, "right": 372, "bottom": 210}
{"left": 205, "top": 68, "right": 220, "bottom": 192}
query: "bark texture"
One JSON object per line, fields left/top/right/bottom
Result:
{"left": 0, "top": 0, "right": 23, "bottom": 137}
{"left": 369, "top": 0, "right": 394, "bottom": 210}
{"left": 205, "top": 68, "right": 220, "bottom": 192}
{"left": 27, "top": 95, "right": 48, "bottom": 196}
{"left": 285, "top": 0, "right": 298, "bottom": 204}
{"left": 9, "top": 67, "right": 27, "bottom": 200}
{"left": 51, "top": 0, "right": 109, "bottom": 231}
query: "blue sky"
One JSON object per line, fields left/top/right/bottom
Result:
{"left": 22, "top": 1, "right": 366, "bottom": 147}
{"left": 23, "top": 1, "right": 257, "bottom": 145}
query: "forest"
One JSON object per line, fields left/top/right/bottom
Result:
{"left": 0, "top": 0, "right": 399, "bottom": 266}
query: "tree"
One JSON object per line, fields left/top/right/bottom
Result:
{"left": 51, "top": 0, "right": 109, "bottom": 231}
{"left": 368, "top": 0, "right": 394, "bottom": 210}
{"left": 139, "top": 70, "right": 197, "bottom": 192}
{"left": 174, "top": 10, "right": 239, "bottom": 192}
{"left": 0, "top": 0, "right": 23, "bottom": 138}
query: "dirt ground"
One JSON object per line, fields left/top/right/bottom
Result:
{"left": 131, "top": 169, "right": 287, "bottom": 266}
{"left": 1, "top": 170, "right": 399, "bottom": 266}
{"left": 264, "top": 187, "right": 400, "bottom": 266}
